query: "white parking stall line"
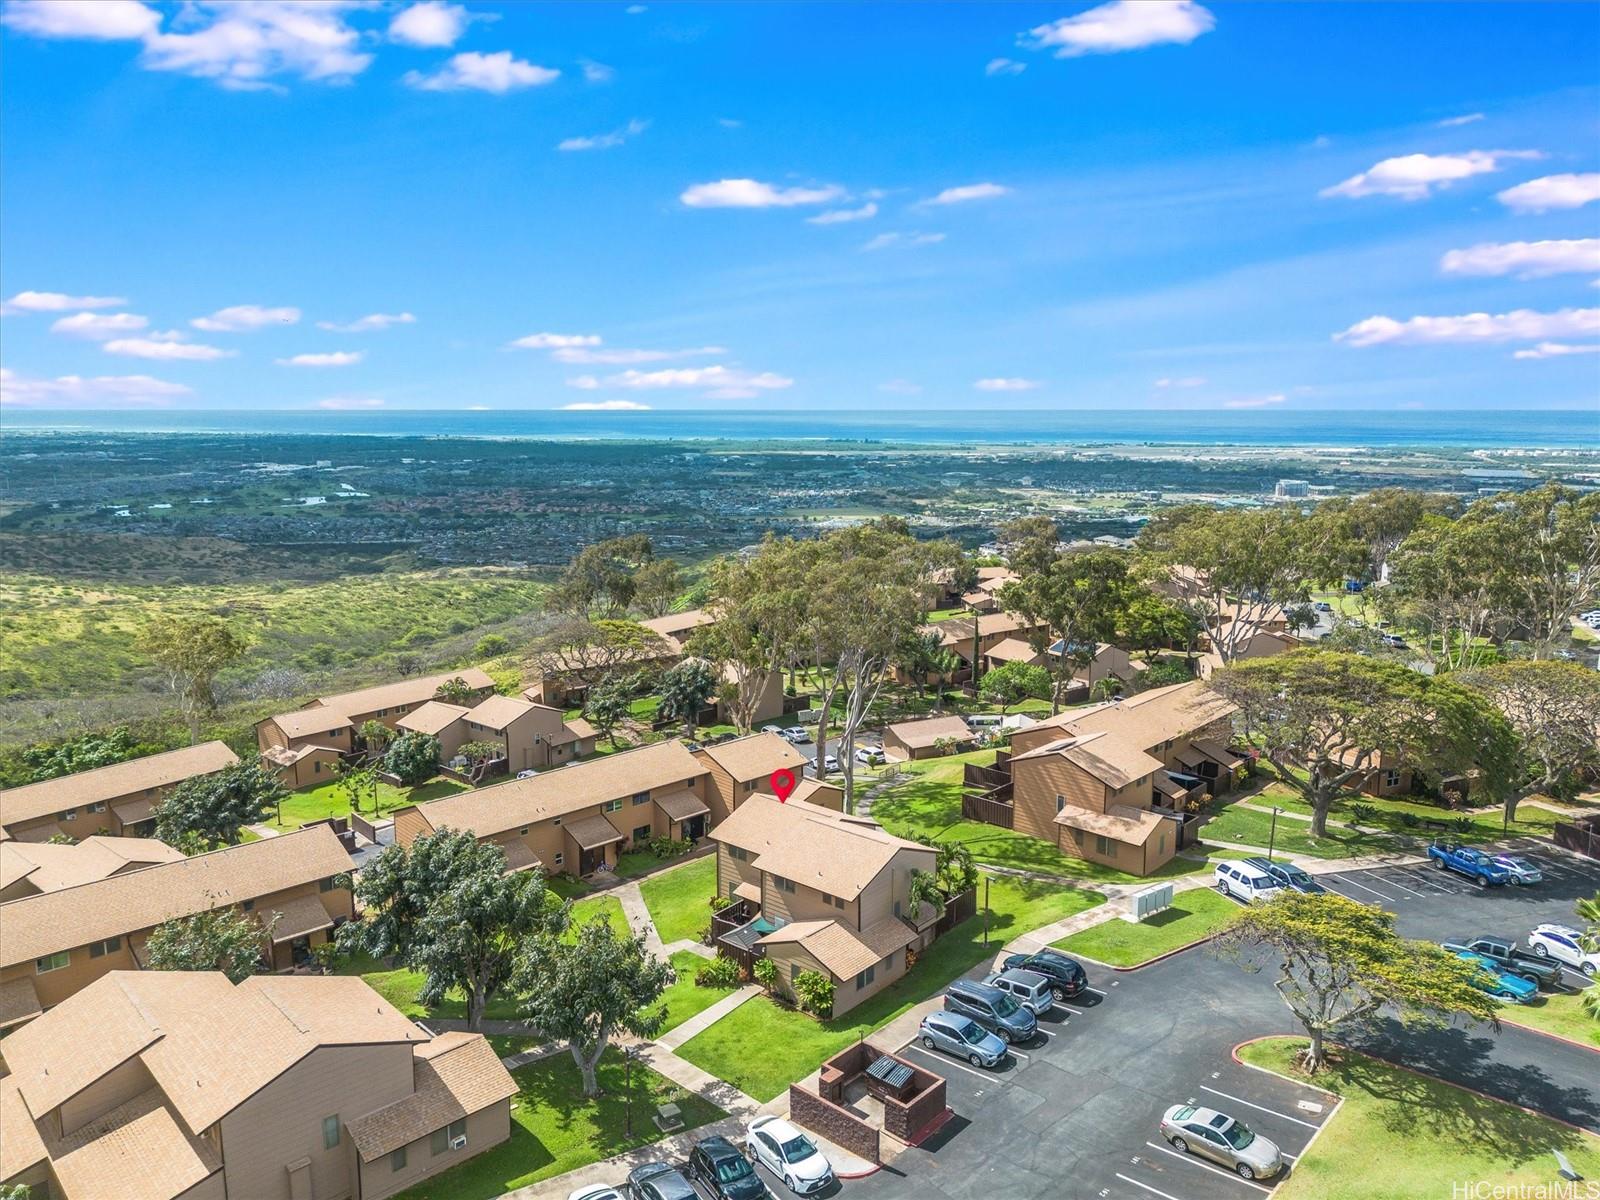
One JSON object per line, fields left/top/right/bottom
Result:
{"left": 1007, "top": 1046, "right": 1031, "bottom": 1060}
{"left": 1115, "top": 1173, "right": 1190, "bottom": 1200}
{"left": 1083, "top": 987, "right": 1110, "bottom": 998}
{"left": 900, "top": 1047, "right": 1007, "bottom": 1084}
{"left": 1198, "top": 1085, "right": 1322, "bottom": 1130}
{"left": 1143, "top": 1142, "right": 1273, "bottom": 1194}
{"left": 1368, "top": 870, "right": 1431, "bottom": 900}
{"left": 1329, "top": 874, "right": 1398, "bottom": 903}
{"left": 1059, "top": 1002, "right": 1088, "bottom": 1015}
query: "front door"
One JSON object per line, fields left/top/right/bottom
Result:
{"left": 580, "top": 846, "right": 601, "bottom": 875}
{"left": 682, "top": 815, "right": 706, "bottom": 842}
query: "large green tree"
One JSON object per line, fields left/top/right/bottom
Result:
{"left": 146, "top": 906, "right": 275, "bottom": 983}
{"left": 656, "top": 658, "right": 720, "bottom": 738}
{"left": 1384, "top": 514, "right": 1514, "bottom": 671}
{"left": 550, "top": 534, "right": 656, "bottom": 618}
{"left": 583, "top": 677, "right": 634, "bottom": 748}
{"left": 531, "top": 617, "right": 667, "bottom": 697}
{"left": 632, "top": 558, "right": 683, "bottom": 619}
{"left": 1474, "top": 484, "right": 1600, "bottom": 655}
{"left": 1465, "top": 659, "right": 1600, "bottom": 811}
{"left": 1209, "top": 650, "right": 1516, "bottom": 834}
{"left": 140, "top": 615, "right": 249, "bottom": 744}
{"left": 154, "top": 761, "right": 285, "bottom": 849}
{"left": 998, "top": 550, "right": 1143, "bottom": 712}
{"left": 1214, "top": 892, "right": 1501, "bottom": 1073}
{"left": 384, "top": 731, "right": 441, "bottom": 785}
{"left": 517, "top": 917, "right": 674, "bottom": 1097}
{"left": 979, "top": 661, "right": 1051, "bottom": 713}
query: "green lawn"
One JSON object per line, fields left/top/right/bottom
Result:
{"left": 1241, "top": 778, "right": 1563, "bottom": 843}
{"left": 1499, "top": 990, "right": 1600, "bottom": 1048}
{"left": 1199, "top": 803, "right": 1405, "bottom": 859}
{"left": 485, "top": 1034, "right": 543, "bottom": 1060}
{"left": 567, "top": 893, "right": 631, "bottom": 941}
{"left": 676, "top": 872, "right": 1104, "bottom": 1101}
{"left": 393, "top": 1048, "right": 726, "bottom": 1200}
{"left": 639, "top": 855, "right": 717, "bottom": 945}
{"left": 611, "top": 846, "right": 699, "bottom": 882}
{"left": 266, "top": 775, "right": 468, "bottom": 831}
{"left": 654, "top": 950, "right": 738, "bottom": 1034}
{"left": 1237, "top": 1037, "right": 1600, "bottom": 1200}
{"left": 870, "top": 751, "right": 1222, "bottom": 884}
{"left": 1053, "top": 887, "right": 1239, "bottom": 966}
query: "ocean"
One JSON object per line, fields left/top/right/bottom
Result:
{"left": 3, "top": 408, "right": 1598, "bottom": 448}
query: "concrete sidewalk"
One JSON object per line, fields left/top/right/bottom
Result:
{"left": 615, "top": 880, "right": 668, "bottom": 958}
{"left": 656, "top": 984, "right": 760, "bottom": 1051}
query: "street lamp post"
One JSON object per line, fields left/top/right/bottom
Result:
{"left": 624, "top": 1046, "right": 635, "bottom": 1138}
{"left": 982, "top": 876, "right": 991, "bottom": 947}
{"left": 1267, "top": 807, "right": 1280, "bottom": 859}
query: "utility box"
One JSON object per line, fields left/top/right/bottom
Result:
{"left": 1132, "top": 882, "right": 1174, "bottom": 922}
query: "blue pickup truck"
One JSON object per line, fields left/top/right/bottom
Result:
{"left": 1427, "top": 841, "right": 1511, "bottom": 887}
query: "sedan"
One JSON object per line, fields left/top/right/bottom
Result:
{"left": 1489, "top": 855, "right": 1542, "bottom": 886}
{"left": 570, "top": 1189, "right": 623, "bottom": 1200}
{"left": 626, "top": 1162, "right": 697, "bottom": 1200}
{"left": 747, "top": 1115, "right": 835, "bottom": 1195}
{"left": 918, "top": 1011, "right": 1006, "bottom": 1066}
{"left": 1160, "top": 1105, "right": 1285, "bottom": 1181}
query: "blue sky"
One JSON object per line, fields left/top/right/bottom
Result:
{"left": 1, "top": 0, "right": 1598, "bottom": 413}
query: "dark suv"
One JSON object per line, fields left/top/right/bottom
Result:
{"left": 1002, "top": 949, "right": 1088, "bottom": 999}
{"left": 943, "top": 978, "right": 1037, "bottom": 1043}
{"left": 1242, "top": 856, "right": 1326, "bottom": 895}
{"left": 687, "top": 1135, "right": 769, "bottom": 1199}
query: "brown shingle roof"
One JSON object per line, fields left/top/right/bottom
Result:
{"left": 398, "top": 700, "right": 471, "bottom": 736}
{"left": 47, "top": 1088, "right": 221, "bottom": 1200}
{"left": 1053, "top": 803, "right": 1166, "bottom": 844}
{"left": 565, "top": 813, "right": 626, "bottom": 850}
{"left": 0, "top": 1077, "right": 47, "bottom": 1180}
{"left": 0, "top": 825, "right": 353, "bottom": 969}
{"left": 463, "top": 693, "right": 537, "bottom": 730}
{"left": 653, "top": 788, "right": 709, "bottom": 822}
{"left": 0, "top": 742, "right": 239, "bottom": 827}
{"left": 270, "top": 706, "right": 357, "bottom": 739}
{"left": 694, "top": 732, "right": 807, "bottom": 782}
{"left": 314, "top": 668, "right": 496, "bottom": 717}
{"left": 984, "top": 637, "right": 1042, "bottom": 664}
{"left": 406, "top": 739, "right": 709, "bottom": 841}
{"left": 1012, "top": 731, "right": 1163, "bottom": 790}
{"left": 550, "top": 716, "right": 597, "bottom": 744}
{"left": 0, "top": 976, "right": 41, "bottom": 1029}
{"left": 242, "top": 974, "right": 427, "bottom": 1047}
{"left": 710, "top": 796, "right": 933, "bottom": 901}
{"left": 885, "top": 715, "right": 976, "bottom": 751}
{"left": 759, "top": 916, "right": 915, "bottom": 980}
{"left": 639, "top": 609, "right": 716, "bottom": 641}
{"left": 346, "top": 1033, "right": 517, "bottom": 1162}
{"left": 0, "top": 836, "right": 184, "bottom": 898}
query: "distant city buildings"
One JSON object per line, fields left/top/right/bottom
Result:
{"left": 1274, "top": 479, "right": 1310, "bottom": 499}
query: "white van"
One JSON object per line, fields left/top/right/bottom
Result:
{"left": 1214, "top": 861, "right": 1283, "bottom": 903}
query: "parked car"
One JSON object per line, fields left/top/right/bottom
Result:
{"left": 1380, "top": 633, "right": 1409, "bottom": 648}
{"left": 983, "top": 968, "right": 1056, "bottom": 1016}
{"left": 1529, "top": 924, "right": 1600, "bottom": 977}
{"left": 918, "top": 1011, "right": 1007, "bottom": 1066}
{"left": 1159, "top": 1105, "right": 1285, "bottom": 1181}
{"left": 1454, "top": 950, "right": 1539, "bottom": 1003}
{"left": 1443, "top": 937, "right": 1565, "bottom": 990}
{"left": 1427, "top": 841, "right": 1510, "bottom": 887}
{"left": 626, "top": 1162, "right": 697, "bottom": 1200}
{"left": 1314, "top": 601, "right": 1333, "bottom": 612}
{"left": 819, "top": 753, "right": 840, "bottom": 773}
{"left": 516, "top": 769, "right": 539, "bottom": 780}
{"left": 854, "top": 745, "right": 885, "bottom": 765}
{"left": 746, "top": 1116, "right": 835, "bottom": 1195}
{"left": 943, "top": 978, "right": 1038, "bottom": 1043}
{"left": 965, "top": 713, "right": 1005, "bottom": 729}
{"left": 1214, "top": 861, "right": 1283, "bottom": 903}
{"left": 1243, "top": 856, "right": 1326, "bottom": 895}
{"left": 1001, "top": 949, "right": 1088, "bottom": 1000}
{"left": 1488, "top": 855, "right": 1542, "bottom": 886}
{"left": 570, "top": 1188, "right": 623, "bottom": 1200}
{"left": 687, "top": 1135, "right": 768, "bottom": 1199}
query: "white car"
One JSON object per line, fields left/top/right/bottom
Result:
{"left": 1529, "top": 924, "right": 1600, "bottom": 977}
{"left": 1214, "top": 861, "right": 1283, "bottom": 904}
{"left": 567, "top": 1187, "right": 622, "bottom": 1200}
{"left": 855, "top": 745, "right": 885, "bottom": 765}
{"left": 746, "top": 1115, "right": 835, "bottom": 1194}
{"left": 516, "top": 769, "right": 539, "bottom": 780}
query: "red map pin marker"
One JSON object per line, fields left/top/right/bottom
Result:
{"left": 770, "top": 768, "right": 797, "bottom": 802}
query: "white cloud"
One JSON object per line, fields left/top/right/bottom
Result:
{"left": 1496, "top": 173, "right": 1600, "bottom": 214}
{"left": 1, "top": 0, "right": 158, "bottom": 41}
{"left": 0, "top": 366, "right": 192, "bottom": 407}
{"left": 581, "top": 59, "right": 615, "bottom": 83}
{"left": 568, "top": 375, "right": 601, "bottom": 390}
{"left": 562, "top": 400, "right": 652, "bottom": 411}
{"left": 2, "top": 290, "right": 128, "bottom": 315}
{"left": 1440, "top": 239, "right": 1600, "bottom": 280}
{"left": 862, "top": 231, "right": 946, "bottom": 251}
{"left": 680, "top": 179, "right": 845, "bottom": 208}
{"left": 925, "top": 182, "right": 1011, "bottom": 205}
{"left": 277, "top": 351, "right": 364, "bottom": 367}
{"left": 986, "top": 57, "right": 1026, "bottom": 76}
{"left": 550, "top": 345, "right": 724, "bottom": 365}
{"left": 1154, "top": 375, "right": 1206, "bottom": 388}
{"left": 806, "top": 203, "right": 878, "bottom": 225}
{"left": 1512, "top": 342, "right": 1600, "bottom": 360}
{"left": 1023, "top": 0, "right": 1215, "bottom": 58}
{"left": 389, "top": 2, "right": 471, "bottom": 48}
{"left": 50, "top": 312, "right": 149, "bottom": 340}
{"left": 558, "top": 118, "right": 648, "bottom": 152}
{"left": 1335, "top": 307, "right": 1600, "bottom": 347}
{"left": 1223, "top": 393, "right": 1287, "bottom": 409}
{"left": 404, "top": 51, "right": 559, "bottom": 93}
{"left": 877, "top": 379, "right": 923, "bottom": 395}
{"left": 104, "top": 335, "right": 236, "bottom": 361}
{"left": 510, "top": 332, "right": 603, "bottom": 350}
{"left": 974, "top": 377, "right": 1041, "bottom": 391}
{"left": 1437, "top": 112, "right": 1485, "bottom": 127}
{"left": 191, "top": 304, "right": 301, "bottom": 332}
{"left": 717, "top": 117, "right": 742, "bottom": 129}
{"left": 317, "top": 395, "right": 385, "bottom": 409}
{"left": 141, "top": 1, "right": 374, "bottom": 91}
{"left": 570, "top": 365, "right": 793, "bottom": 400}
{"left": 1320, "top": 150, "right": 1539, "bottom": 201}
{"left": 625, "top": 4, "right": 647, "bottom": 12}
{"left": 316, "top": 312, "right": 417, "bottom": 333}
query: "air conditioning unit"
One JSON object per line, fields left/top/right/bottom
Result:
{"left": 450, "top": 1134, "right": 468, "bottom": 1151}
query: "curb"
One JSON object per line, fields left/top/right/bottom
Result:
{"left": 1496, "top": 1015, "right": 1600, "bottom": 1056}
{"left": 834, "top": 1162, "right": 883, "bottom": 1180}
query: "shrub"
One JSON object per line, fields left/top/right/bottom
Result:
{"left": 695, "top": 955, "right": 743, "bottom": 988}
{"left": 1348, "top": 803, "right": 1379, "bottom": 824}
{"left": 710, "top": 895, "right": 733, "bottom": 912}
{"left": 475, "top": 633, "right": 511, "bottom": 657}
{"left": 1451, "top": 816, "right": 1476, "bottom": 835}
{"left": 793, "top": 969, "right": 835, "bottom": 1017}
{"left": 1398, "top": 811, "right": 1420, "bottom": 829}
{"left": 384, "top": 732, "right": 441, "bottom": 786}
{"left": 647, "top": 836, "right": 692, "bottom": 858}
{"left": 752, "top": 957, "right": 778, "bottom": 993}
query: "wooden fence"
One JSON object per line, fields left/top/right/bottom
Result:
{"left": 1553, "top": 816, "right": 1600, "bottom": 860}
{"left": 935, "top": 887, "right": 977, "bottom": 935}
{"left": 961, "top": 792, "right": 1015, "bottom": 829}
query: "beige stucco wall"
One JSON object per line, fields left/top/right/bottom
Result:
{"left": 356, "top": 1101, "right": 511, "bottom": 1200}
{"left": 1009, "top": 754, "right": 1107, "bottom": 841}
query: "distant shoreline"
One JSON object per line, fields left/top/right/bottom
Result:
{"left": 4, "top": 408, "right": 1598, "bottom": 450}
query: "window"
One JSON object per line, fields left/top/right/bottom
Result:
{"left": 432, "top": 1119, "right": 467, "bottom": 1154}
{"left": 1094, "top": 835, "right": 1114, "bottom": 856}
{"left": 553, "top": 852, "right": 564, "bottom": 866}
{"left": 552, "top": 817, "right": 562, "bottom": 826}
{"left": 391, "top": 1147, "right": 407, "bottom": 1172}
{"left": 633, "top": 825, "right": 652, "bottom": 843}
{"left": 1383, "top": 769, "right": 1401, "bottom": 789}
{"left": 89, "top": 937, "right": 121, "bottom": 959}
{"left": 36, "top": 951, "right": 70, "bottom": 974}
{"left": 743, "top": 781, "right": 756, "bottom": 794}
{"left": 855, "top": 965, "right": 875, "bottom": 990}
{"left": 772, "top": 875, "right": 796, "bottom": 893}
{"left": 519, "top": 826, "right": 529, "bottom": 835}
{"left": 319, "top": 876, "right": 337, "bottom": 893}
{"left": 314, "top": 761, "right": 324, "bottom": 774}
{"left": 62, "top": 809, "right": 77, "bottom": 822}
{"left": 1055, "top": 794, "right": 1065, "bottom": 814}
{"left": 893, "top": 900, "right": 902, "bottom": 918}
{"left": 87, "top": 802, "right": 107, "bottom": 813}
{"left": 242, "top": 899, "right": 255, "bottom": 912}
{"left": 633, "top": 790, "right": 650, "bottom": 805}
{"left": 828, "top": 894, "right": 845, "bottom": 910}
{"left": 1158, "top": 834, "right": 1167, "bottom": 856}
{"left": 602, "top": 799, "right": 622, "bottom": 813}
{"left": 728, "top": 845, "right": 749, "bottom": 862}
{"left": 322, "top": 1115, "right": 341, "bottom": 1150}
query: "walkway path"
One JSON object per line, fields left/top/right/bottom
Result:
{"left": 615, "top": 880, "right": 668, "bottom": 958}
{"left": 245, "top": 823, "right": 281, "bottom": 839}
{"left": 657, "top": 984, "right": 761, "bottom": 1051}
